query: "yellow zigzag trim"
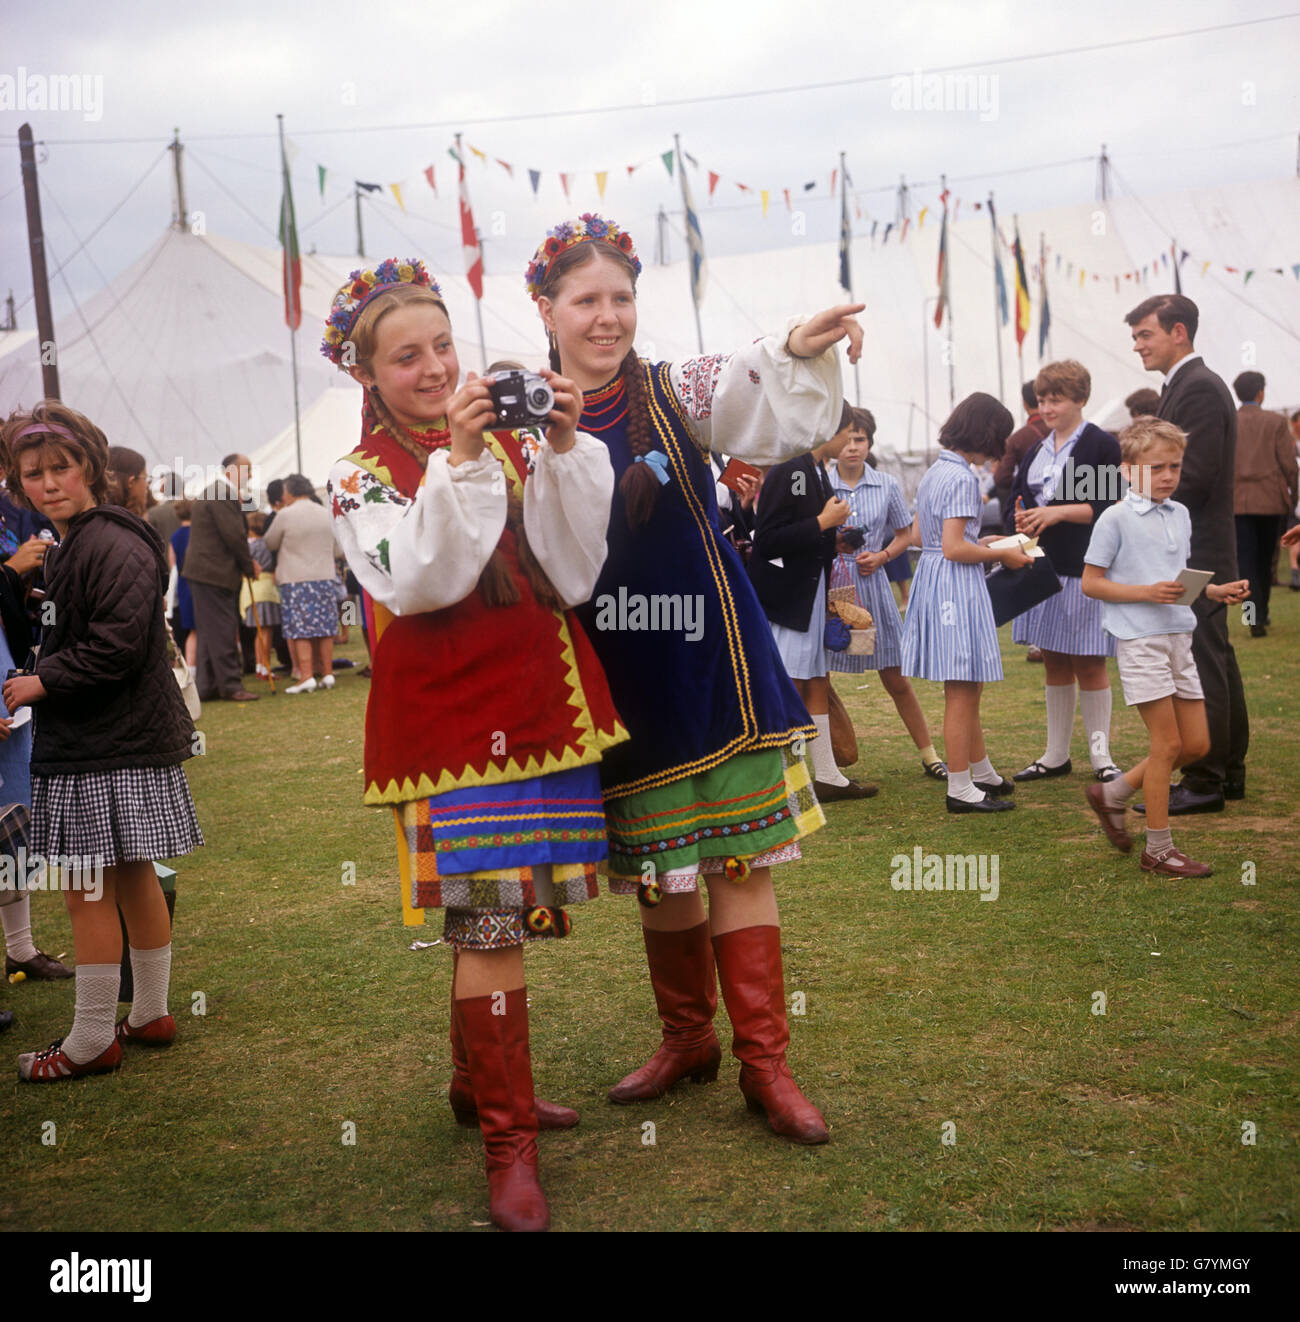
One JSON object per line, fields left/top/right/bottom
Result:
{"left": 343, "top": 449, "right": 396, "bottom": 489}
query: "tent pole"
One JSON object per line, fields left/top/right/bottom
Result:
{"left": 18, "top": 123, "right": 59, "bottom": 400}
{"left": 990, "top": 191, "right": 1005, "bottom": 406}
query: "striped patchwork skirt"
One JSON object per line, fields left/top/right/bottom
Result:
{"left": 30, "top": 764, "right": 203, "bottom": 865}
{"left": 1012, "top": 573, "right": 1116, "bottom": 656}
{"left": 604, "top": 745, "right": 824, "bottom": 893}
{"left": 394, "top": 762, "right": 606, "bottom": 949}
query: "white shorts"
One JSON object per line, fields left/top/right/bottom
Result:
{"left": 1114, "top": 632, "right": 1204, "bottom": 706}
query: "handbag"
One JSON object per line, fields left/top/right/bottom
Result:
{"left": 826, "top": 684, "right": 859, "bottom": 768}
{"left": 986, "top": 549, "right": 1063, "bottom": 627}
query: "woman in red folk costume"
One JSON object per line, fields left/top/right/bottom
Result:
{"left": 324, "top": 259, "right": 625, "bottom": 1231}
{"left": 529, "top": 216, "right": 863, "bottom": 1144}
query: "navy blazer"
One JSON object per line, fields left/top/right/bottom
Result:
{"left": 749, "top": 453, "right": 838, "bottom": 632}
{"left": 1005, "top": 422, "right": 1122, "bottom": 577}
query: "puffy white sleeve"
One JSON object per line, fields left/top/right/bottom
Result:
{"left": 522, "top": 430, "right": 615, "bottom": 609}
{"left": 668, "top": 317, "right": 844, "bottom": 466}
{"left": 327, "top": 450, "right": 506, "bottom": 615}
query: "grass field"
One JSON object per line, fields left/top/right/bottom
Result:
{"left": 1, "top": 592, "right": 1296, "bottom": 1234}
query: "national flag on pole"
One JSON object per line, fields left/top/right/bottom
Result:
{"left": 678, "top": 143, "right": 706, "bottom": 306}
{"left": 1012, "top": 222, "right": 1031, "bottom": 351}
{"left": 1038, "top": 256, "right": 1051, "bottom": 359}
{"left": 933, "top": 204, "right": 949, "bottom": 328}
{"left": 458, "top": 148, "right": 483, "bottom": 300}
{"left": 989, "top": 196, "right": 1008, "bottom": 326}
{"left": 278, "top": 144, "right": 301, "bottom": 330}
{"left": 838, "top": 178, "right": 851, "bottom": 294}
{"left": 1172, "top": 239, "right": 1182, "bottom": 294}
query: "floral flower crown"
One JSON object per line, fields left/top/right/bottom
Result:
{"left": 525, "top": 214, "right": 641, "bottom": 302}
{"left": 321, "top": 257, "right": 441, "bottom": 364}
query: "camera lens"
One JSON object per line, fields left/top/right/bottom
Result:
{"left": 526, "top": 383, "right": 555, "bottom": 414}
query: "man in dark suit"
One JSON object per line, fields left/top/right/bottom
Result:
{"left": 183, "top": 454, "right": 259, "bottom": 702}
{"left": 1126, "top": 294, "right": 1245, "bottom": 812}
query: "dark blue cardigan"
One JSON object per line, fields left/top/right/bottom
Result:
{"left": 1004, "top": 422, "right": 1122, "bottom": 577}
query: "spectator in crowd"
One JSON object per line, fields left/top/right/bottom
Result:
{"left": 147, "top": 467, "right": 181, "bottom": 544}
{"left": 1125, "top": 388, "right": 1161, "bottom": 420}
{"left": 992, "top": 381, "right": 1050, "bottom": 512}
{"left": 1289, "top": 411, "right": 1300, "bottom": 591}
{"left": 168, "top": 499, "right": 196, "bottom": 677}
{"left": 263, "top": 474, "right": 340, "bottom": 694}
{"left": 1231, "top": 371, "right": 1297, "bottom": 636}
{"left": 240, "top": 511, "right": 281, "bottom": 680}
{"left": 1127, "top": 293, "right": 1245, "bottom": 812}
{"left": 105, "top": 446, "right": 151, "bottom": 516}
{"left": 182, "top": 454, "right": 259, "bottom": 703}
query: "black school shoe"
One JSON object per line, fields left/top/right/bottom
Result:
{"left": 1133, "top": 783, "right": 1225, "bottom": 816}
{"left": 1013, "top": 758, "right": 1072, "bottom": 782}
{"left": 946, "top": 794, "right": 1015, "bottom": 813}
{"left": 975, "top": 776, "right": 1015, "bottom": 797}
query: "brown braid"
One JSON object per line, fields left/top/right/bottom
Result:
{"left": 368, "top": 388, "right": 562, "bottom": 612}
{"left": 616, "top": 348, "right": 660, "bottom": 528}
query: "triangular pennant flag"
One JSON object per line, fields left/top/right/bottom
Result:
{"left": 973, "top": 200, "right": 982, "bottom": 210}
{"left": 423, "top": 165, "right": 437, "bottom": 194}
{"left": 317, "top": 164, "right": 326, "bottom": 197}
{"left": 661, "top": 149, "right": 675, "bottom": 177}
{"left": 595, "top": 170, "right": 608, "bottom": 199}
{"left": 1201, "top": 260, "right": 1211, "bottom": 276}
{"left": 1160, "top": 251, "right": 1168, "bottom": 267}
{"left": 900, "top": 217, "right": 910, "bottom": 242}
{"left": 446, "top": 147, "right": 460, "bottom": 165}
{"left": 626, "top": 164, "right": 637, "bottom": 178}
{"left": 783, "top": 188, "right": 791, "bottom": 211}
{"left": 1079, "top": 269, "right": 1085, "bottom": 288}
{"left": 528, "top": 169, "right": 541, "bottom": 196}
{"left": 917, "top": 206, "right": 928, "bottom": 229}
{"left": 468, "top": 143, "right": 486, "bottom": 164}
{"left": 882, "top": 222, "right": 893, "bottom": 244}
{"left": 760, "top": 189, "right": 770, "bottom": 217}
{"left": 708, "top": 171, "right": 719, "bottom": 198}
{"left": 802, "top": 180, "right": 816, "bottom": 193}
{"left": 736, "top": 182, "right": 752, "bottom": 193}
{"left": 830, "top": 168, "right": 837, "bottom": 194}
{"left": 356, "top": 180, "right": 382, "bottom": 193}
{"left": 854, "top": 199, "right": 862, "bottom": 220}
{"left": 1244, "top": 269, "right": 1254, "bottom": 284}
{"left": 496, "top": 159, "right": 513, "bottom": 177}
{"left": 1055, "top": 253, "right": 1062, "bottom": 271}
{"left": 1292, "top": 264, "right": 1300, "bottom": 280}
{"left": 683, "top": 150, "right": 698, "bottom": 168}
{"left": 390, "top": 183, "right": 404, "bottom": 211}
{"left": 1225, "top": 265, "right": 1239, "bottom": 273}
{"left": 559, "top": 172, "right": 570, "bottom": 200}
{"left": 870, "top": 220, "right": 878, "bottom": 241}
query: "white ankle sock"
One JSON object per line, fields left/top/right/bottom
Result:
{"left": 810, "top": 714, "right": 848, "bottom": 786}
{"left": 126, "top": 944, "right": 172, "bottom": 1027}
{"left": 970, "top": 755, "right": 997, "bottom": 783}
{"left": 1043, "top": 683, "right": 1078, "bottom": 766}
{"left": 61, "top": 963, "right": 120, "bottom": 1064}
{"left": 1079, "top": 687, "right": 1114, "bottom": 769}
{"left": 947, "top": 769, "right": 985, "bottom": 803}
{"left": 0, "top": 892, "right": 39, "bottom": 962}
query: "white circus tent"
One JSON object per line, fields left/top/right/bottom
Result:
{"left": 2, "top": 176, "right": 1296, "bottom": 496}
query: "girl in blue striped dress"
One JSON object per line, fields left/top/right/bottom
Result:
{"left": 901, "top": 394, "right": 1033, "bottom": 813}
{"left": 827, "top": 409, "right": 946, "bottom": 779}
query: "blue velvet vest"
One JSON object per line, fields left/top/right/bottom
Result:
{"left": 575, "top": 360, "right": 813, "bottom": 799}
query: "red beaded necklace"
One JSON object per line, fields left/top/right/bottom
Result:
{"left": 580, "top": 375, "right": 628, "bottom": 432}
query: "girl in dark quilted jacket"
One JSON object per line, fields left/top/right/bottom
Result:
{"left": 0, "top": 401, "right": 203, "bottom": 1082}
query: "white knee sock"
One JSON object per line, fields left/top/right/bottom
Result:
{"left": 810, "top": 714, "right": 848, "bottom": 786}
{"left": 127, "top": 944, "right": 172, "bottom": 1027}
{"left": 1079, "top": 687, "right": 1114, "bottom": 770}
{"left": 947, "top": 769, "right": 986, "bottom": 803}
{"left": 0, "top": 892, "right": 39, "bottom": 962}
{"left": 1043, "top": 683, "right": 1078, "bottom": 766}
{"left": 61, "top": 963, "right": 120, "bottom": 1064}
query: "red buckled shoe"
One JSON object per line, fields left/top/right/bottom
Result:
{"left": 115, "top": 1013, "right": 177, "bottom": 1047}
{"left": 18, "top": 1037, "right": 122, "bottom": 1082}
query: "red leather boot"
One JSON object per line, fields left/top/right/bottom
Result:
{"left": 712, "top": 925, "right": 828, "bottom": 1145}
{"left": 608, "top": 921, "right": 722, "bottom": 1103}
{"left": 448, "top": 952, "right": 578, "bottom": 1130}
{"left": 455, "top": 989, "right": 550, "bottom": 1232}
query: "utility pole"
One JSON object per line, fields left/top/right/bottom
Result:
{"left": 355, "top": 186, "right": 365, "bottom": 258}
{"left": 169, "top": 128, "right": 187, "bottom": 230}
{"left": 18, "top": 123, "right": 59, "bottom": 399}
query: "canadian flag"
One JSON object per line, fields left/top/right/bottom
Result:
{"left": 459, "top": 156, "right": 483, "bottom": 300}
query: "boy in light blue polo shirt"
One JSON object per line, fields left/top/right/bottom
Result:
{"left": 1080, "top": 418, "right": 1249, "bottom": 878}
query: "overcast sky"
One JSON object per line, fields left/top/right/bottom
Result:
{"left": 2, "top": 0, "right": 1297, "bottom": 324}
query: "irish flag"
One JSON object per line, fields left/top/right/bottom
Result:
{"left": 278, "top": 149, "right": 301, "bottom": 330}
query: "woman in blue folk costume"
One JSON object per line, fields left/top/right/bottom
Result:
{"left": 825, "top": 407, "right": 946, "bottom": 779}
{"left": 529, "top": 215, "right": 863, "bottom": 1145}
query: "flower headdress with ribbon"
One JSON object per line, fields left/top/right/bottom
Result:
{"left": 321, "top": 257, "right": 441, "bottom": 364}
{"left": 525, "top": 214, "right": 641, "bottom": 302}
